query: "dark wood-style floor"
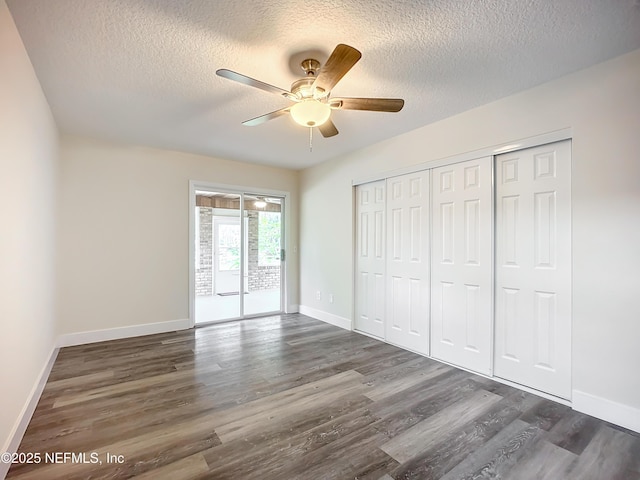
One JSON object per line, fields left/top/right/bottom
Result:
{"left": 7, "top": 314, "right": 640, "bottom": 479}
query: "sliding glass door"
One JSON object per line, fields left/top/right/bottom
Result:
{"left": 244, "top": 195, "right": 282, "bottom": 316}
{"left": 194, "top": 189, "right": 283, "bottom": 324}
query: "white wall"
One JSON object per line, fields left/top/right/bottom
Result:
{"left": 300, "top": 49, "right": 640, "bottom": 422}
{"left": 0, "top": 0, "right": 59, "bottom": 456}
{"left": 57, "top": 136, "right": 299, "bottom": 335}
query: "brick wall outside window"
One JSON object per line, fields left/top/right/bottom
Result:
{"left": 196, "top": 208, "right": 281, "bottom": 296}
{"left": 196, "top": 207, "right": 213, "bottom": 295}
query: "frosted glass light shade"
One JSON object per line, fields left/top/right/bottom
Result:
{"left": 290, "top": 100, "right": 331, "bottom": 127}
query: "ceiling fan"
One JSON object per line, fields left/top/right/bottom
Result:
{"left": 216, "top": 44, "right": 404, "bottom": 138}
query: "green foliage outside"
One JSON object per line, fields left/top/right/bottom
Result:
{"left": 259, "top": 212, "right": 281, "bottom": 266}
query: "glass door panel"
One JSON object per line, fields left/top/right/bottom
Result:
{"left": 243, "top": 195, "right": 283, "bottom": 316}
{"left": 194, "top": 191, "right": 241, "bottom": 323}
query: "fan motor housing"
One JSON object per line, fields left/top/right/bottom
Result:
{"left": 291, "top": 78, "right": 315, "bottom": 99}
{"left": 290, "top": 59, "right": 327, "bottom": 100}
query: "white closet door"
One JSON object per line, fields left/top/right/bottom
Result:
{"left": 430, "top": 157, "right": 493, "bottom": 375}
{"left": 494, "top": 140, "right": 571, "bottom": 399}
{"left": 385, "top": 171, "right": 430, "bottom": 354}
{"left": 355, "top": 181, "right": 386, "bottom": 338}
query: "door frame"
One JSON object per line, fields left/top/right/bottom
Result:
{"left": 189, "top": 180, "right": 290, "bottom": 328}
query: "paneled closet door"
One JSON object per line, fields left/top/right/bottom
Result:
{"left": 385, "top": 171, "right": 430, "bottom": 354}
{"left": 354, "top": 181, "right": 386, "bottom": 338}
{"left": 494, "top": 140, "right": 571, "bottom": 399}
{"left": 430, "top": 157, "right": 493, "bottom": 375}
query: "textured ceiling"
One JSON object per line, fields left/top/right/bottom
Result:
{"left": 7, "top": 0, "right": 640, "bottom": 169}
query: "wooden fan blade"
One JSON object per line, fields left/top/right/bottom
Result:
{"left": 242, "top": 107, "right": 290, "bottom": 126}
{"left": 217, "top": 69, "right": 295, "bottom": 100}
{"left": 312, "top": 44, "right": 362, "bottom": 94}
{"left": 330, "top": 97, "right": 404, "bottom": 112}
{"left": 318, "top": 119, "right": 339, "bottom": 138}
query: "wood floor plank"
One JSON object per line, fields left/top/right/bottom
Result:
{"left": 202, "top": 399, "right": 380, "bottom": 479}
{"left": 132, "top": 453, "right": 210, "bottom": 480}
{"left": 438, "top": 419, "right": 542, "bottom": 480}
{"left": 7, "top": 314, "right": 640, "bottom": 480}
{"left": 52, "top": 362, "right": 223, "bottom": 408}
{"left": 545, "top": 408, "right": 603, "bottom": 455}
{"left": 44, "top": 370, "right": 115, "bottom": 391}
{"left": 354, "top": 347, "right": 419, "bottom": 376}
{"left": 506, "top": 437, "right": 578, "bottom": 480}
{"left": 566, "top": 424, "right": 640, "bottom": 480}
{"left": 8, "top": 426, "right": 220, "bottom": 480}
{"left": 208, "top": 369, "right": 363, "bottom": 435}
{"left": 371, "top": 372, "right": 488, "bottom": 440}
{"left": 213, "top": 372, "right": 367, "bottom": 442}
{"left": 18, "top": 384, "right": 223, "bottom": 455}
{"left": 519, "top": 397, "right": 571, "bottom": 430}
{"left": 381, "top": 389, "right": 502, "bottom": 463}
{"left": 286, "top": 425, "right": 393, "bottom": 480}
{"left": 363, "top": 360, "right": 450, "bottom": 401}
{"left": 389, "top": 390, "right": 541, "bottom": 480}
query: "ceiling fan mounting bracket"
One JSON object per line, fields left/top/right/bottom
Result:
{"left": 300, "top": 58, "right": 321, "bottom": 76}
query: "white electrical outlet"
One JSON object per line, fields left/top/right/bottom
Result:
{"left": 316, "top": 291, "right": 321, "bottom": 301}
{"left": 329, "top": 294, "right": 334, "bottom": 304}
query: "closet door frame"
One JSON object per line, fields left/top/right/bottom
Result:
{"left": 351, "top": 129, "right": 572, "bottom": 401}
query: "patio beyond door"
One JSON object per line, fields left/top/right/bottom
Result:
{"left": 213, "top": 217, "right": 248, "bottom": 295}
{"left": 194, "top": 190, "right": 283, "bottom": 324}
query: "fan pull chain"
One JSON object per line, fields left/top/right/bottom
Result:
{"left": 309, "top": 127, "right": 313, "bottom": 152}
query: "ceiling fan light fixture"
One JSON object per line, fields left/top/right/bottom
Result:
{"left": 217, "top": 44, "right": 403, "bottom": 141}
{"left": 290, "top": 100, "right": 331, "bottom": 127}
{"left": 254, "top": 198, "right": 267, "bottom": 208}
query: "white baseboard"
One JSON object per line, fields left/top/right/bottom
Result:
{"left": 1, "top": 345, "right": 58, "bottom": 480}
{"left": 57, "top": 318, "right": 191, "bottom": 348}
{"left": 573, "top": 390, "right": 640, "bottom": 434}
{"left": 299, "top": 305, "right": 352, "bottom": 331}
{"left": 286, "top": 304, "right": 299, "bottom": 314}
